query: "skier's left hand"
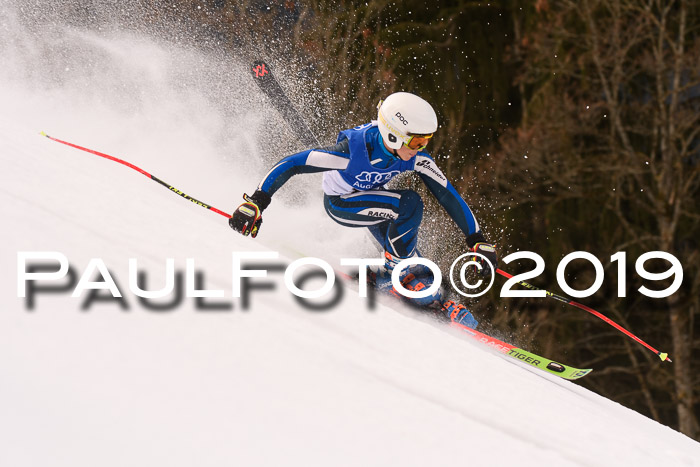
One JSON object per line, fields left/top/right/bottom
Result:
{"left": 470, "top": 242, "right": 498, "bottom": 277}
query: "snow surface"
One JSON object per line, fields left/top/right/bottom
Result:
{"left": 1, "top": 7, "right": 699, "bottom": 467}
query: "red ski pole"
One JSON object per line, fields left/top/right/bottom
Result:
{"left": 496, "top": 268, "right": 671, "bottom": 362}
{"left": 40, "top": 132, "right": 230, "bottom": 219}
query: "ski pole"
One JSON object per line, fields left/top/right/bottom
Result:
{"left": 40, "top": 132, "right": 230, "bottom": 219}
{"left": 495, "top": 268, "right": 671, "bottom": 362}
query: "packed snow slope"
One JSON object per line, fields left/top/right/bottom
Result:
{"left": 1, "top": 7, "right": 699, "bottom": 467}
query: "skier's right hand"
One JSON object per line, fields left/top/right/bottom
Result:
{"left": 229, "top": 190, "right": 272, "bottom": 238}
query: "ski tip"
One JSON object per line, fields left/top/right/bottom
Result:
{"left": 40, "top": 131, "right": 48, "bottom": 137}
{"left": 659, "top": 352, "right": 671, "bottom": 362}
{"left": 251, "top": 60, "right": 270, "bottom": 80}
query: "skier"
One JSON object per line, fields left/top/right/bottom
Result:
{"left": 229, "top": 92, "right": 498, "bottom": 328}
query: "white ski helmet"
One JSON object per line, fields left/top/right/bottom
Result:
{"left": 377, "top": 92, "right": 438, "bottom": 150}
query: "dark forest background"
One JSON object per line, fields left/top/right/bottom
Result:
{"left": 51, "top": 0, "right": 699, "bottom": 440}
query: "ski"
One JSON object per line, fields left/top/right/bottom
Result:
{"left": 250, "top": 60, "right": 319, "bottom": 147}
{"left": 450, "top": 321, "right": 592, "bottom": 380}
{"left": 249, "top": 60, "right": 592, "bottom": 381}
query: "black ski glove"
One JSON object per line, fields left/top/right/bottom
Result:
{"left": 467, "top": 232, "right": 498, "bottom": 277}
{"left": 470, "top": 242, "right": 498, "bottom": 277}
{"left": 229, "top": 190, "right": 272, "bottom": 238}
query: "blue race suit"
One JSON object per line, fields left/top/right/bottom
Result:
{"left": 256, "top": 122, "right": 484, "bottom": 257}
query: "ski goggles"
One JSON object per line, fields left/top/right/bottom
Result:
{"left": 404, "top": 133, "right": 434, "bottom": 150}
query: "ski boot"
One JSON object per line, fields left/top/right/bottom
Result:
{"left": 442, "top": 300, "right": 478, "bottom": 329}
{"left": 371, "top": 251, "right": 442, "bottom": 307}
